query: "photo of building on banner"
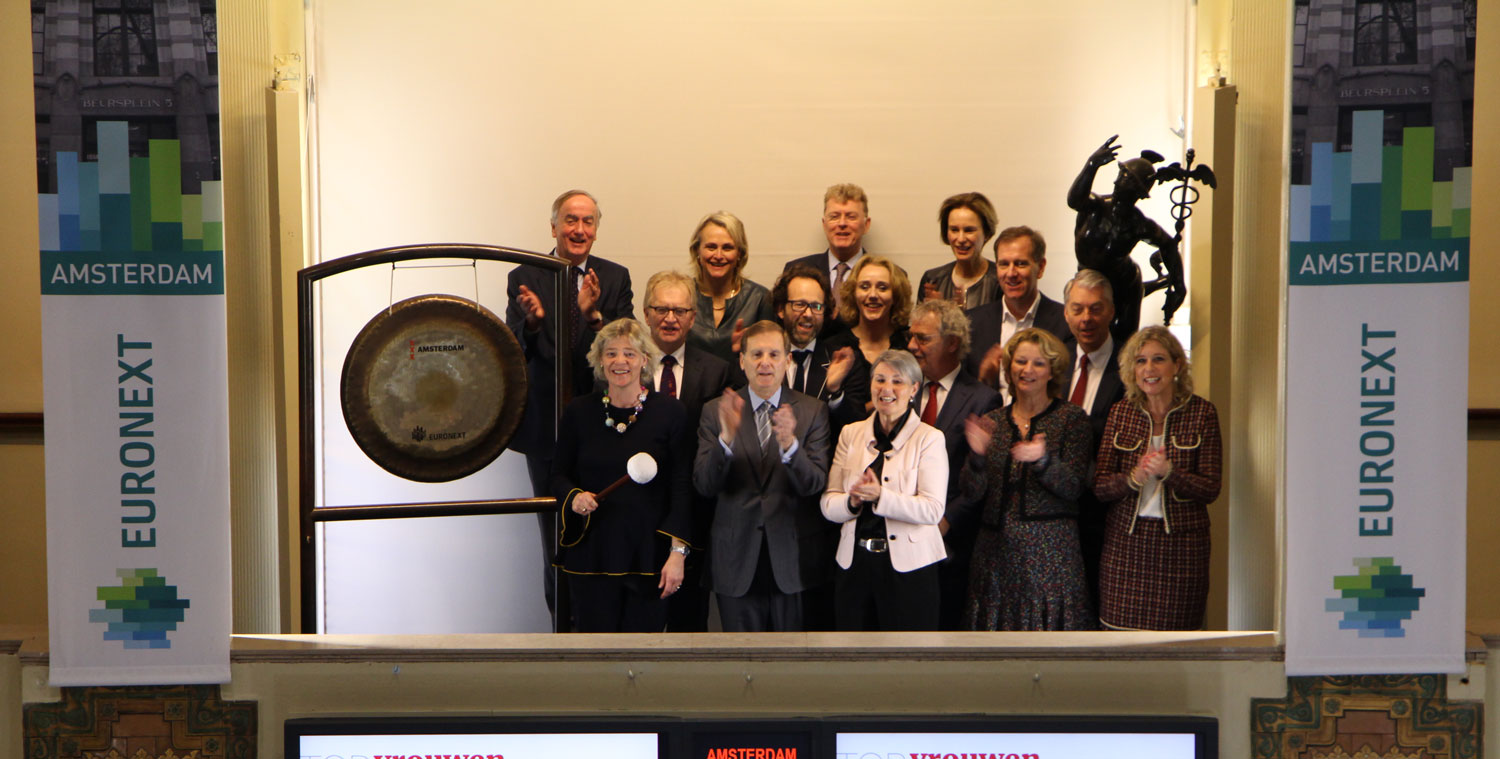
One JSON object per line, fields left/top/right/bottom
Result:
{"left": 1284, "top": 0, "right": 1473, "bottom": 676}
{"left": 35, "top": 0, "right": 231, "bottom": 685}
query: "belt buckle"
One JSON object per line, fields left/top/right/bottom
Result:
{"left": 858, "top": 537, "right": 889, "bottom": 553}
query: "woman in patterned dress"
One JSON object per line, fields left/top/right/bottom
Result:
{"left": 961, "top": 327, "right": 1096, "bottom": 631}
{"left": 1094, "top": 326, "right": 1222, "bottom": 630}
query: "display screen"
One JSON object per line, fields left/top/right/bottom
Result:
{"left": 286, "top": 717, "right": 1215, "bottom": 759}
{"left": 834, "top": 731, "right": 1198, "bottom": 759}
{"left": 291, "top": 726, "right": 662, "bottom": 759}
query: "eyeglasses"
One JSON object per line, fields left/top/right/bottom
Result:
{"left": 784, "top": 300, "right": 825, "bottom": 314}
{"left": 647, "top": 306, "right": 693, "bottom": 318}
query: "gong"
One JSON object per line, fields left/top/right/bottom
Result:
{"left": 340, "top": 294, "right": 527, "bottom": 482}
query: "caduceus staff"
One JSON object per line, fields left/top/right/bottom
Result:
{"left": 1146, "top": 148, "right": 1217, "bottom": 326}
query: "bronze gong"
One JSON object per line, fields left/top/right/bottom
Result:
{"left": 341, "top": 294, "right": 526, "bottom": 482}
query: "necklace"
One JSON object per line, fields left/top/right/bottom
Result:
{"left": 603, "top": 387, "right": 648, "bottom": 433}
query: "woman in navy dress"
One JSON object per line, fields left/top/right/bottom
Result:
{"left": 553, "top": 319, "right": 694, "bottom": 632}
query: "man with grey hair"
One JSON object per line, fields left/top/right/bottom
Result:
{"left": 507, "top": 189, "right": 634, "bottom": 620}
{"left": 641, "top": 269, "right": 732, "bottom": 631}
{"left": 1059, "top": 268, "right": 1125, "bottom": 613}
{"left": 906, "top": 298, "right": 1000, "bottom": 629}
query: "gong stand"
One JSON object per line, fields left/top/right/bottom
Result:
{"left": 297, "top": 244, "right": 570, "bottom": 634}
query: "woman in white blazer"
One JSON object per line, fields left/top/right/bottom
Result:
{"left": 821, "top": 349, "right": 948, "bottom": 630}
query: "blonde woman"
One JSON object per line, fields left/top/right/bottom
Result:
{"left": 686, "top": 211, "right": 775, "bottom": 362}
{"left": 1093, "top": 326, "right": 1222, "bottom": 630}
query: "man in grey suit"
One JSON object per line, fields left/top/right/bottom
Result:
{"left": 907, "top": 299, "right": 1002, "bottom": 629}
{"left": 641, "top": 270, "right": 733, "bottom": 632}
{"left": 1058, "top": 269, "right": 1126, "bottom": 613}
{"left": 963, "top": 226, "right": 1069, "bottom": 400}
{"left": 694, "top": 321, "right": 832, "bottom": 632}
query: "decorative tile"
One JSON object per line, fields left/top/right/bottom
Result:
{"left": 24, "top": 685, "right": 255, "bottom": 759}
{"left": 1252, "top": 675, "right": 1481, "bottom": 759}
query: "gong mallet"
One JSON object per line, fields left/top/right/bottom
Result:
{"left": 594, "top": 452, "right": 659, "bottom": 503}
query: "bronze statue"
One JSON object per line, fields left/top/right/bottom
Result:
{"left": 1068, "top": 135, "right": 1214, "bottom": 341}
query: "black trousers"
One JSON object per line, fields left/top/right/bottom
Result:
{"left": 665, "top": 552, "right": 711, "bottom": 632}
{"left": 716, "top": 537, "right": 803, "bottom": 632}
{"left": 526, "top": 454, "right": 557, "bottom": 617}
{"left": 567, "top": 573, "right": 668, "bottom": 633}
{"left": 835, "top": 546, "right": 940, "bottom": 631}
{"left": 937, "top": 529, "right": 978, "bottom": 631}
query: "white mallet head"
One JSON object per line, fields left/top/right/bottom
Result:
{"left": 626, "top": 452, "right": 658, "bottom": 484}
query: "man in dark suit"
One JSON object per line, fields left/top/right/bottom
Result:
{"left": 963, "top": 225, "right": 1070, "bottom": 401}
{"left": 783, "top": 183, "right": 876, "bottom": 337}
{"left": 1058, "top": 269, "right": 1126, "bottom": 614}
{"left": 694, "top": 322, "right": 832, "bottom": 632}
{"left": 907, "top": 298, "right": 1002, "bottom": 630}
{"left": 506, "top": 189, "right": 634, "bottom": 615}
{"left": 640, "top": 270, "right": 732, "bottom": 632}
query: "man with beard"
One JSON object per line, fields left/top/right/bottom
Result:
{"left": 963, "top": 225, "right": 1069, "bottom": 401}
{"left": 763, "top": 265, "right": 869, "bottom": 629}
{"left": 640, "top": 269, "right": 732, "bottom": 631}
{"left": 768, "top": 265, "right": 869, "bottom": 442}
{"left": 507, "top": 189, "right": 634, "bottom": 620}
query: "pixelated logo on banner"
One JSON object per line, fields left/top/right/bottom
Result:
{"left": 1326, "top": 557, "right": 1425, "bottom": 638}
{"left": 89, "top": 568, "right": 191, "bottom": 649}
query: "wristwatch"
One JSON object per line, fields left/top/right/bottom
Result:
{"left": 671, "top": 544, "right": 690, "bottom": 557}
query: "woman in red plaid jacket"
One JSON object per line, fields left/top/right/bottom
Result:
{"left": 1093, "top": 326, "right": 1222, "bottom": 630}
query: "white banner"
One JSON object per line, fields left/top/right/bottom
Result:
{"left": 43, "top": 297, "right": 231, "bottom": 685}
{"left": 1285, "top": 283, "right": 1468, "bottom": 675}
{"left": 1283, "top": 0, "right": 1473, "bottom": 675}
{"left": 1282, "top": 118, "right": 1469, "bottom": 676}
{"left": 39, "top": 122, "right": 231, "bottom": 685}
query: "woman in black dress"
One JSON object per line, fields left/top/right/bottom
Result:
{"left": 553, "top": 318, "right": 693, "bottom": 632}
{"left": 829, "top": 255, "right": 912, "bottom": 413}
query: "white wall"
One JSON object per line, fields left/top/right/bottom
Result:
{"left": 310, "top": 0, "right": 1188, "bottom": 298}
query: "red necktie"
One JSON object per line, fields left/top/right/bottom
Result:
{"left": 660, "top": 355, "right": 677, "bottom": 398}
{"left": 1069, "top": 354, "right": 1090, "bottom": 406}
{"left": 921, "top": 381, "right": 940, "bottom": 425}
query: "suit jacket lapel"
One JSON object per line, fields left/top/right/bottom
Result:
{"left": 676, "top": 351, "right": 696, "bottom": 403}
{"left": 806, "top": 346, "right": 831, "bottom": 399}
{"left": 1091, "top": 353, "right": 1124, "bottom": 416}
{"left": 934, "top": 376, "right": 968, "bottom": 430}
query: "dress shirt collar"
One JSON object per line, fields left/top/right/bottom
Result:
{"left": 933, "top": 365, "right": 960, "bottom": 393}
{"left": 1079, "top": 334, "right": 1114, "bottom": 374}
{"left": 827, "top": 249, "right": 865, "bottom": 275}
{"left": 1002, "top": 291, "right": 1041, "bottom": 327}
{"left": 749, "top": 386, "right": 784, "bottom": 410}
{"left": 551, "top": 248, "right": 590, "bottom": 273}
